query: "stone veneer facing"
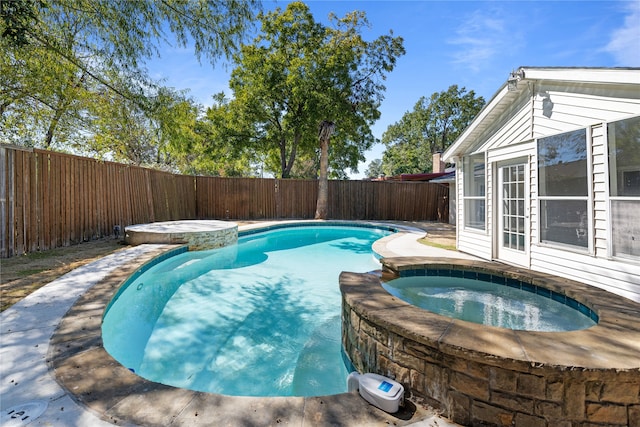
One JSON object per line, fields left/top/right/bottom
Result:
{"left": 125, "top": 220, "right": 238, "bottom": 250}
{"left": 340, "top": 257, "right": 640, "bottom": 427}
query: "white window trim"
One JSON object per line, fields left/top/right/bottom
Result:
{"left": 536, "top": 127, "right": 594, "bottom": 254}
{"left": 605, "top": 116, "right": 640, "bottom": 263}
{"left": 462, "top": 152, "right": 487, "bottom": 232}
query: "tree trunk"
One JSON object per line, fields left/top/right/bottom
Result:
{"left": 315, "top": 120, "right": 334, "bottom": 219}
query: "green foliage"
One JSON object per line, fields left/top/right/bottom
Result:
{"left": 185, "top": 93, "right": 258, "bottom": 176}
{"left": 199, "top": 1, "right": 405, "bottom": 178}
{"left": 0, "top": 0, "right": 42, "bottom": 46}
{"left": 381, "top": 85, "right": 485, "bottom": 176}
{"left": 364, "top": 158, "right": 384, "bottom": 179}
{"left": 1, "top": 0, "right": 259, "bottom": 167}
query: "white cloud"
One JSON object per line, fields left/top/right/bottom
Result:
{"left": 604, "top": 1, "right": 640, "bottom": 66}
{"left": 447, "top": 8, "right": 518, "bottom": 72}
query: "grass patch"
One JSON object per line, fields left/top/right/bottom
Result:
{"left": 17, "top": 268, "right": 48, "bottom": 277}
{"left": 417, "top": 237, "right": 456, "bottom": 251}
{"left": 21, "top": 249, "right": 64, "bottom": 260}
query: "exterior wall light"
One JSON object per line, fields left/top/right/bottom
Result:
{"left": 507, "top": 69, "right": 525, "bottom": 91}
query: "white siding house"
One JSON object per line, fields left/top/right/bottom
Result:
{"left": 442, "top": 67, "right": 640, "bottom": 302}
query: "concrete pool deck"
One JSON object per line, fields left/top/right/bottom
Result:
{"left": 1, "top": 221, "right": 465, "bottom": 426}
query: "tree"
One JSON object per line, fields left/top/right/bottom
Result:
{"left": 187, "top": 93, "right": 258, "bottom": 176}
{"left": 2, "top": 0, "right": 259, "bottom": 69}
{"left": 1, "top": 0, "right": 259, "bottom": 163}
{"left": 204, "top": 2, "right": 405, "bottom": 179}
{"left": 381, "top": 85, "right": 485, "bottom": 176}
{"left": 315, "top": 120, "right": 334, "bottom": 219}
{"left": 364, "top": 159, "right": 384, "bottom": 179}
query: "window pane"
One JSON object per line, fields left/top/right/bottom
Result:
{"left": 538, "top": 129, "right": 588, "bottom": 196}
{"left": 464, "top": 199, "right": 485, "bottom": 229}
{"left": 463, "top": 154, "right": 486, "bottom": 230}
{"left": 540, "top": 200, "right": 588, "bottom": 248}
{"left": 608, "top": 116, "right": 640, "bottom": 196}
{"left": 464, "top": 154, "right": 485, "bottom": 197}
{"left": 611, "top": 200, "right": 640, "bottom": 258}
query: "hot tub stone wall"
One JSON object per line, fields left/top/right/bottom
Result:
{"left": 125, "top": 221, "right": 238, "bottom": 250}
{"left": 340, "top": 259, "right": 640, "bottom": 427}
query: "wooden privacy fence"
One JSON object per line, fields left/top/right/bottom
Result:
{"left": 1, "top": 145, "right": 448, "bottom": 258}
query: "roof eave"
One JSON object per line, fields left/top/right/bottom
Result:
{"left": 442, "top": 66, "right": 640, "bottom": 163}
{"left": 442, "top": 82, "right": 513, "bottom": 162}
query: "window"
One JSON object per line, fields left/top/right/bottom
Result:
{"left": 463, "top": 154, "right": 485, "bottom": 230}
{"left": 538, "top": 129, "right": 589, "bottom": 249}
{"left": 608, "top": 115, "right": 640, "bottom": 259}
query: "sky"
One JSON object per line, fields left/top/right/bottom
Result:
{"left": 145, "top": 0, "right": 640, "bottom": 179}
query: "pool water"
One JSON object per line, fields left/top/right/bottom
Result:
{"left": 382, "top": 276, "right": 596, "bottom": 331}
{"left": 102, "top": 225, "right": 390, "bottom": 397}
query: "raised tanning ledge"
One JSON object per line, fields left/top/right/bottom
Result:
{"left": 340, "top": 257, "right": 640, "bottom": 426}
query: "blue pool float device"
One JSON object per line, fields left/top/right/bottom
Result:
{"left": 347, "top": 372, "right": 404, "bottom": 413}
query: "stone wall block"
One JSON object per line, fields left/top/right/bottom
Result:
{"left": 349, "top": 347, "right": 364, "bottom": 372}
{"left": 534, "top": 400, "right": 563, "bottom": 419}
{"left": 470, "top": 400, "right": 514, "bottom": 427}
{"left": 585, "top": 380, "right": 603, "bottom": 401}
{"left": 374, "top": 337, "right": 390, "bottom": 361}
{"left": 600, "top": 382, "right": 640, "bottom": 404}
{"left": 490, "top": 390, "right": 534, "bottom": 413}
{"left": 362, "top": 334, "right": 377, "bottom": 368}
{"left": 490, "top": 367, "right": 517, "bottom": 393}
{"left": 409, "top": 368, "right": 425, "bottom": 398}
{"left": 360, "top": 318, "right": 388, "bottom": 344}
{"left": 585, "top": 402, "right": 628, "bottom": 425}
{"left": 466, "top": 359, "right": 489, "bottom": 381}
{"left": 517, "top": 373, "right": 546, "bottom": 398}
{"left": 448, "top": 355, "right": 467, "bottom": 374}
{"left": 450, "top": 371, "right": 489, "bottom": 401}
{"left": 393, "top": 348, "right": 426, "bottom": 374}
{"left": 564, "top": 380, "right": 586, "bottom": 419}
{"left": 629, "top": 404, "right": 640, "bottom": 427}
{"left": 545, "top": 378, "right": 565, "bottom": 402}
{"left": 402, "top": 340, "right": 442, "bottom": 364}
{"left": 448, "top": 391, "right": 470, "bottom": 426}
{"left": 513, "top": 412, "right": 546, "bottom": 427}
{"left": 348, "top": 308, "right": 360, "bottom": 333}
{"left": 424, "top": 363, "right": 447, "bottom": 403}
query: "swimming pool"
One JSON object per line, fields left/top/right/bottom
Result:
{"left": 102, "top": 224, "right": 392, "bottom": 397}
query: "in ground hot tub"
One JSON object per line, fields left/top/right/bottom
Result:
{"left": 380, "top": 270, "right": 597, "bottom": 332}
{"left": 340, "top": 258, "right": 640, "bottom": 426}
{"left": 125, "top": 220, "right": 237, "bottom": 250}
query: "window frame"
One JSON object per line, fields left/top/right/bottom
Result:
{"left": 536, "top": 127, "right": 593, "bottom": 252}
{"left": 462, "top": 153, "right": 487, "bottom": 231}
{"left": 607, "top": 115, "right": 640, "bottom": 262}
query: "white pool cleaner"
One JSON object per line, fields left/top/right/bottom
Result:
{"left": 347, "top": 372, "right": 404, "bottom": 413}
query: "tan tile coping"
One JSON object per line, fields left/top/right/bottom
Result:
{"left": 47, "top": 245, "right": 435, "bottom": 426}
{"left": 340, "top": 257, "right": 640, "bottom": 426}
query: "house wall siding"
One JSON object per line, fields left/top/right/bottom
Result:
{"left": 530, "top": 247, "right": 640, "bottom": 302}
{"left": 454, "top": 73, "right": 640, "bottom": 302}
{"left": 531, "top": 82, "right": 640, "bottom": 138}
{"left": 529, "top": 122, "right": 640, "bottom": 302}
{"left": 591, "top": 124, "right": 608, "bottom": 258}
{"left": 477, "top": 95, "right": 533, "bottom": 153}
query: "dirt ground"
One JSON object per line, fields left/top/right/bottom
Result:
{"left": 0, "top": 221, "right": 455, "bottom": 312}
{"left": 0, "top": 238, "right": 126, "bottom": 312}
